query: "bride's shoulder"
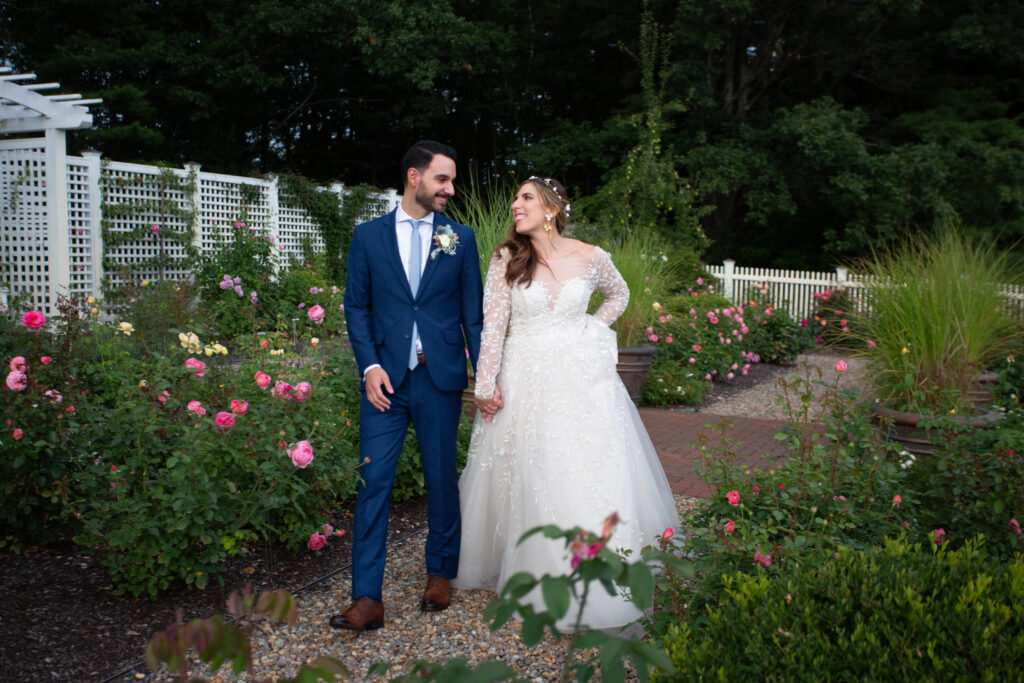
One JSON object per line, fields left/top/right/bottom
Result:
{"left": 565, "top": 239, "right": 599, "bottom": 258}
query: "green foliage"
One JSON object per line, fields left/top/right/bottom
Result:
{"left": 900, "top": 409, "right": 1024, "bottom": 562}
{"left": 657, "top": 537, "right": 1024, "bottom": 681}
{"left": 604, "top": 232, "right": 680, "bottom": 348}
{"left": 853, "top": 225, "right": 1023, "bottom": 413}
{"left": 146, "top": 584, "right": 348, "bottom": 682}
{"left": 807, "top": 287, "right": 862, "bottom": 349}
{"left": 447, "top": 177, "right": 514, "bottom": 283}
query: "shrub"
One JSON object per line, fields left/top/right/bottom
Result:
{"left": 808, "top": 287, "right": 862, "bottom": 348}
{"left": 657, "top": 537, "right": 1024, "bottom": 681}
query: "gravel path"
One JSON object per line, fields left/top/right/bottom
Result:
{"left": 140, "top": 497, "right": 703, "bottom": 682}
{"left": 700, "top": 350, "right": 870, "bottom": 420}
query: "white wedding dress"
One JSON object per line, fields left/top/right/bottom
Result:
{"left": 454, "top": 246, "right": 679, "bottom": 631}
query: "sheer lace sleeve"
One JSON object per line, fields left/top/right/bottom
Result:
{"left": 474, "top": 250, "right": 512, "bottom": 399}
{"left": 591, "top": 247, "right": 630, "bottom": 326}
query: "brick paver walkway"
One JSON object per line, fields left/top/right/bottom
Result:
{"left": 640, "top": 408, "right": 792, "bottom": 498}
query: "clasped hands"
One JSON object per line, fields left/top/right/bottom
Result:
{"left": 474, "top": 386, "right": 503, "bottom": 422}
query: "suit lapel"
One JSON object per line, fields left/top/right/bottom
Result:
{"left": 416, "top": 216, "right": 443, "bottom": 297}
{"left": 380, "top": 210, "right": 414, "bottom": 299}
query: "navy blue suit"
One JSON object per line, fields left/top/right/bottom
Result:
{"left": 343, "top": 209, "right": 483, "bottom": 602}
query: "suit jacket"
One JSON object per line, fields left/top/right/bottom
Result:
{"left": 343, "top": 209, "right": 484, "bottom": 392}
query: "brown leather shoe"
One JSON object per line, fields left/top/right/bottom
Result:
{"left": 421, "top": 574, "right": 452, "bottom": 612}
{"left": 328, "top": 596, "right": 384, "bottom": 631}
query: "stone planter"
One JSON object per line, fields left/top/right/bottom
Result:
{"left": 616, "top": 345, "right": 658, "bottom": 406}
{"left": 870, "top": 404, "right": 1003, "bottom": 457}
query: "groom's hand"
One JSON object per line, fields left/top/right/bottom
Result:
{"left": 365, "top": 367, "right": 394, "bottom": 411}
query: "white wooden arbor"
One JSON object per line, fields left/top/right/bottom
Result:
{"left": 1, "top": 67, "right": 102, "bottom": 315}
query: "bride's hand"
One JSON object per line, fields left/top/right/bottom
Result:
{"left": 474, "top": 388, "right": 504, "bottom": 422}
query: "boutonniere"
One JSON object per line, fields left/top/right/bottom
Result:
{"left": 430, "top": 224, "right": 461, "bottom": 260}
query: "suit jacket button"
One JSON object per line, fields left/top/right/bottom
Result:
{"left": 404, "top": 333, "right": 411, "bottom": 339}
{"left": 413, "top": 305, "right": 419, "bottom": 310}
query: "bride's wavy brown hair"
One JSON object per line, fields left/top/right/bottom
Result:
{"left": 497, "top": 177, "right": 571, "bottom": 287}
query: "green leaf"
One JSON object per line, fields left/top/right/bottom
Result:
{"left": 521, "top": 613, "right": 547, "bottom": 647}
{"left": 626, "top": 562, "right": 654, "bottom": 609}
{"left": 541, "top": 576, "right": 571, "bottom": 619}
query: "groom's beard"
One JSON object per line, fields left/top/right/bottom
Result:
{"left": 415, "top": 184, "right": 450, "bottom": 214}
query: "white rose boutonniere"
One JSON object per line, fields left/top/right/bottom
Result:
{"left": 430, "top": 224, "right": 461, "bottom": 260}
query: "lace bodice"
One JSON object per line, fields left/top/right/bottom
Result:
{"left": 474, "top": 246, "right": 628, "bottom": 398}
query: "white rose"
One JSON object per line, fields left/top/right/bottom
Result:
{"left": 438, "top": 235, "right": 452, "bottom": 248}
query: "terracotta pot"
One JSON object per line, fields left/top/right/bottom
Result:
{"left": 616, "top": 345, "right": 658, "bottom": 406}
{"left": 870, "top": 404, "right": 1003, "bottom": 457}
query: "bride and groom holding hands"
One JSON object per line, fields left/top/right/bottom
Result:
{"left": 333, "top": 140, "right": 678, "bottom": 633}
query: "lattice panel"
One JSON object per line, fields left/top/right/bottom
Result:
{"left": 278, "top": 190, "right": 328, "bottom": 268}
{"left": 66, "top": 159, "right": 94, "bottom": 300}
{"left": 102, "top": 163, "right": 192, "bottom": 288}
{"left": 0, "top": 144, "right": 51, "bottom": 314}
{"left": 197, "top": 175, "right": 272, "bottom": 257}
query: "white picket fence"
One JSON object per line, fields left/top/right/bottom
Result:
{"left": 0, "top": 140, "right": 399, "bottom": 316}
{"left": 706, "top": 259, "right": 1024, "bottom": 321}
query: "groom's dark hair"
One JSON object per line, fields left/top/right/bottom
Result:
{"left": 402, "top": 140, "right": 457, "bottom": 188}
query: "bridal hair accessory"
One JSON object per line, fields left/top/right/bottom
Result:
{"left": 430, "top": 224, "right": 461, "bottom": 260}
{"left": 528, "top": 176, "right": 572, "bottom": 218}
{"left": 544, "top": 214, "right": 553, "bottom": 232}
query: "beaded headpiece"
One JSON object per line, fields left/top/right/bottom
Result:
{"left": 527, "top": 176, "right": 571, "bottom": 217}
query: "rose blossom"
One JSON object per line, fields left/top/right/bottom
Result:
{"left": 307, "top": 532, "right": 326, "bottom": 550}
{"left": 254, "top": 371, "right": 272, "bottom": 389}
{"left": 724, "top": 520, "right": 735, "bottom": 534}
{"left": 834, "top": 359, "right": 848, "bottom": 373}
{"left": 321, "top": 523, "right": 334, "bottom": 536}
{"left": 40, "top": 356, "right": 51, "bottom": 364}
{"left": 13, "top": 428, "right": 23, "bottom": 440}
{"left": 9, "top": 356, "right": 26, "bottom": 372}
{"left": 230, "top": 399, "right": 248, "bottom": 415}
{"left": 307, "top": 304, "right": 325, "bottom": 324}
{"left": 214, "top": 411, "right": 235, "bottom": 433}
{"left": 22, "top": 311, "right": 46, "bottom": 329}
{"left": 184, "top": 358, "right": 207, "bottom": 377}
{"left": 6, "top": 371, "right": 27, "bottom": 392}
{"left": 272, "top": 380, "right": 294, "bottom": 400}
{"left": 260, "top": 339, "right": 269, "bottom": 349}
{"left": 892, "top": 495, "right": 902, "bottom": 505}
{"left": 288, "top": 440, "right": 314, "bottom": 468}
{"left": 187, "top": 400, "right": 206, "bottom": 416}
{"left": 1009, "top": 518, "right": 1021, "bottom": 536}
{"left": 726, "top": 490, "right": 740, "bottom": 506}
{"left": 662, "top": 527, "right": 674, "bottom": 539}
{"left": 158, "top": 390, "right": 170, "bottom": 404}
{"left": 293, "top": 381, "right": 312, "bottom": 402}
{"left": 933, "top": 528, "right": 946, "bottom": 546}
{"left": 754, "top": 550, "right": 772, "bottom": 568}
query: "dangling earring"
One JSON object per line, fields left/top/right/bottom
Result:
{"left": 544, "top": 214, "right": 553, "bottom": 232}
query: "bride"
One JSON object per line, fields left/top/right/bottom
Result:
{"left": 454, "top": 176, "right": 678, "bottom": 631}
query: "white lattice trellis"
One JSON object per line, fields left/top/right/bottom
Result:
{"left": 1, "top": 140, "right": 51, "bottom": 314}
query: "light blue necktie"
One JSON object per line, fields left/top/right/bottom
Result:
{"left": 408, "top": 219, "right": 422, "bottom": 369}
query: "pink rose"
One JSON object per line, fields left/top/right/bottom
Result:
{"left": 44, "top": 389, "right": 62, "bottom": 404}
{"left": 307, "top": 532, "right": 326, "bottom": 551}
{"left": 293, "top": 381, "right": 312, "bottom": 402}
{"left": 754, "top": 550, "right": 772, "bottom": 568}
{"left": 184, "top": 358, "right": 206, "bottom": 377}
{"left": 254, "top": 371, "right": 272, "bottom": 389}
{"left": 692, "top": 345, "right": 701, "bottom": 352}
{"left": 187, "top": 400, "right": 206, "bottom": 416}
{"left": 834, "top": 359, "right": 848, "bottom": 373}
{"left": 662, "top": 527, "right": 674, "bottom": 539}
{"left": 22, "top": 311, "right": 46, "bottom": 329}
{"left": 12, "top": 428, "right": 23, "bottom": 440}
{"left": 724, "top": 520, "right": 735, "bottom": 534}
{"left": 726, "top": 490, "right": 740, "bottom": 506}
{"left": 1008, "top": 518, "right": 1021, "bottom": 536}
{"left": 307, "top": 304, "right": 325, "bottom": 324}
{"left": 158, "top": 390, "right": 170, "bottom": 405}
{"left": 272, "top": 380, "right": 294, "bottom": 400}
{"left": 230, "top": 399, "right": 248, "bottom": 415}
{"left": 214, "top": 411, "right": 235, "bottom": 432}
{"left": 40, "top": 356, "right": 51, "bottom": 365}
{"left": 321, "top": 523, "right": 334, "bottom": 536}
{"left": 9, "top": 356, "right": 26, "bottom": 372}
{"left": 933, "top": 528, "right": 946, "bottom": 546}
{"left": 892, "top": 495, "right": 902, "bottom": 505}
{"left": 288, "top": 440, "right": 314, "bottom": 468}
{"left": 260, "top": 339, "right": 270, "bottom": 349}
{"left": 866, "top": 340, "right": 876, "bottom": 348}
{"left": 5, "top": 371, "right": 27, "bottom": 392}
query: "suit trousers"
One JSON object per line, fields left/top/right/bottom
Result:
{"left": 350, "top": 363, "right": 463, "bottom": 602}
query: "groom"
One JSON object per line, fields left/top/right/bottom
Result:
{"left": 331, "top": 141, "right": 484, "bottom": 630}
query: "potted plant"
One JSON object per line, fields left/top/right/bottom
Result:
{"left": 606, "top": 231, "right": 679, "bottom": 404}
{"left": 853, "top": 226, "right": 1022, "bottom": 454}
